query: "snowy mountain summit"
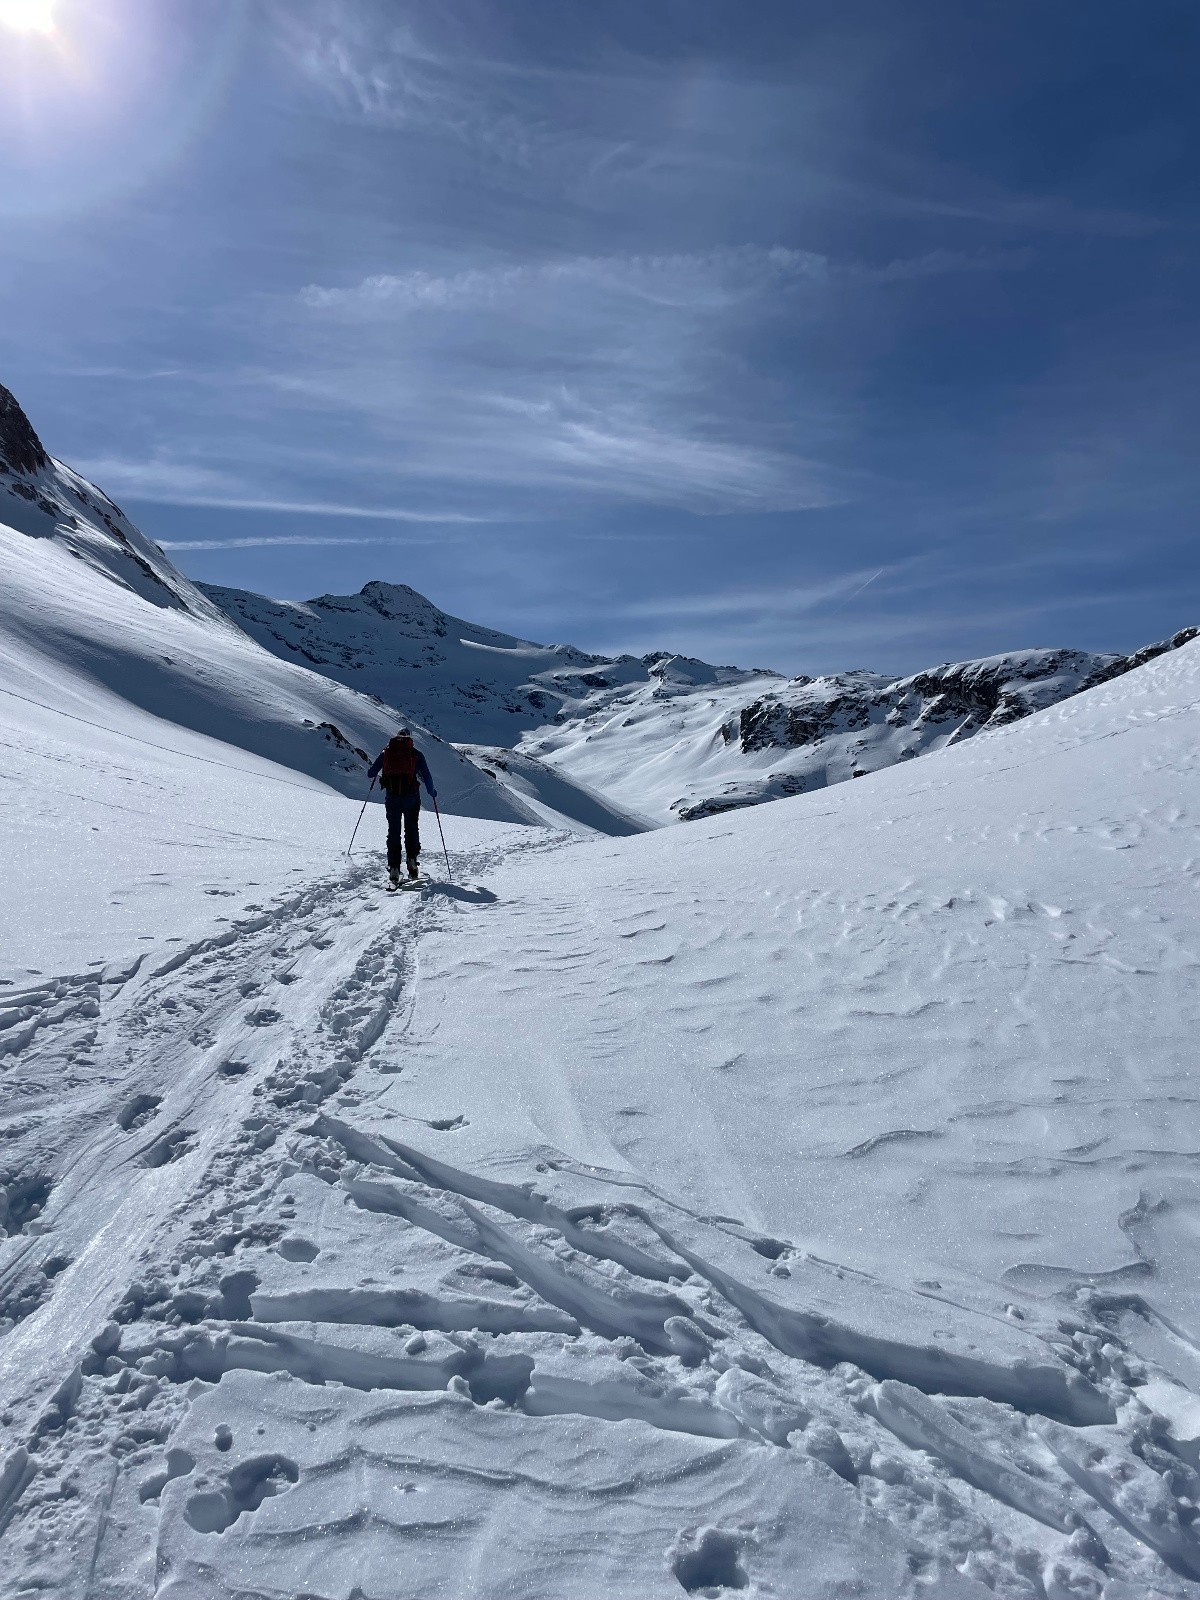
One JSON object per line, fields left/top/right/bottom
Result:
{"left": 203, "top": 576, "right": 767, "bottom": 748}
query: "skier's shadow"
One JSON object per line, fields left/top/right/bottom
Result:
{"left": 427, "top": 883, "right": 498, "bottom": 906}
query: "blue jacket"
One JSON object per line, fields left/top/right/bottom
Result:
{"left": 368, "top": 745, "right": 435, "bottom": 800}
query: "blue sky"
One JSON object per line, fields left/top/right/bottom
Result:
{"left": 2, "top": 0, "right": 1197, "bottom": 674}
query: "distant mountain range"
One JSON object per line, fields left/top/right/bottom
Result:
{"left": 206, "top": 575, "right": 1196, "bottom": 828}
{"left": 4, "top": 377, "right": 1195, "bottom": 834}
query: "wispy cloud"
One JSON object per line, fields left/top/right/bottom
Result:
{"left": 258, "top": 368, "right": 839, "bottom": 514}
{"left": 71, "top": 456, "right": 491, "bottom": 522}
{"left": 159, "top": 533, "right": 456, "bottom": 550}
{"left": 300, "top": 248, "right": 829, "bottom": 313}
{"left": 135, "top": 495, "right": 488, "bottom": 523}
{"left": 287, "top": 14, "right": 459, "bottom": 134}
{"left": 616, "top": 567, "right": 896, "bottom": 622}
{"left": 71, "top": 456, "right": 232, "bottom": 501}
{"left": 280, "top": 6, "right": 630, "bottom": 180}
{"left": 279, "top": 239, "right": 1026, "bottom": 514}
{"left": 299, "top": 244, "right": 1025, "bottom": 313}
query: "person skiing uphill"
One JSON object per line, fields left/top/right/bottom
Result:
{"left": 367, "top": 730, "right": 436, "bottom": 886}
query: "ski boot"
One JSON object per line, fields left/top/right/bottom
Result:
{"left": 407, "top": 857, "right": 420, "bottom": 881}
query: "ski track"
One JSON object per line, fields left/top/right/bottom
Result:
{"left": 0, "top": 828, "right": 1196, "bottom": 1598}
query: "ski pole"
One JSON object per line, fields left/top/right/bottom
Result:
{"left": 432, "top": 796, "right": 452, "bottom": 883}
{"left": 346, "top": 778, "right": 375, "bottom": 856}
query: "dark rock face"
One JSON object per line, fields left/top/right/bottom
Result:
{"left": 0, "top": 385, "right": 50, "bottom": 478}
{"left": 737, "top": 652, "right": 1115, "bottom": 759}
{"left": 739, "top": 678, "right": 866, "bottom": 754}
{"left": 898, "top": 651, "right": 1099, "bottom": 733}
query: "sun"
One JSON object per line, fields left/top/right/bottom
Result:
{"left": 0, "top": 0, "right": 56, "bottom": 34}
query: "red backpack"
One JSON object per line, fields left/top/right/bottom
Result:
{"left": 381, "top": 735, "right": 418, "bottom": 789}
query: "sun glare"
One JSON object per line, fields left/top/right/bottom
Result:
{"left": 0, "top": 0, "right": 56, "bottom": 34}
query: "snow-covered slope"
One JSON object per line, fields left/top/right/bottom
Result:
{"left": 0, "top": 384, "right": 524, "bottom": 824}
{"left": 459, "top": 744, "right": 649, "bottom": 836}
{"left": 204, "top": 574, "right": 1196, "bottom": 827}
{"left": 3, "top": 608, "right": 1199, "bottom": 1597}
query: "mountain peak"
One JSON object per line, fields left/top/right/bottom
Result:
{"left": 352, "top": 580, "right": 449, "bottom": 624}
{"left": 0, "top": 383, "right": 50, "bottom": 478}
{"left": 360, "top": 580, "right": 427, "bottom": 603}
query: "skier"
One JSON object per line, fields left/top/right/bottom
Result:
{"left": 367, "top": 729, "right": 436, "bottom": 887}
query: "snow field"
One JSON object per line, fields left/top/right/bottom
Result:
{"left": 0, "top": 673, "right": 368, "bottom": 978}
{"left": 2, "top": 619, "right": 1199, "bottom": 1593}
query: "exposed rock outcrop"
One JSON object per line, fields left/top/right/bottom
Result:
{"left": 0, "top": 384, "right": 50, "bottom": 478}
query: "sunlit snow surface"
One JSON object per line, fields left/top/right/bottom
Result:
{"left": 3, "top": 545, "right": 1200, "bottom": 1592}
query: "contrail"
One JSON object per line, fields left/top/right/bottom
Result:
{"left": 825, "top": 567, "right": 886, "bottom": 614}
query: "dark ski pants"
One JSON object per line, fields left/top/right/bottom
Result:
{"left": 385, "top": 794, "right": 421, "bottom": 870}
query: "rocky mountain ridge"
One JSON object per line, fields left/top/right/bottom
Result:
{"left": 663, "top": 635, "right": 1196, "bottom": 820}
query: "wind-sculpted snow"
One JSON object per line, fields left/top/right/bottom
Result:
{"left": 2, "top": 637, "right": 1200, "bottom": 1595}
